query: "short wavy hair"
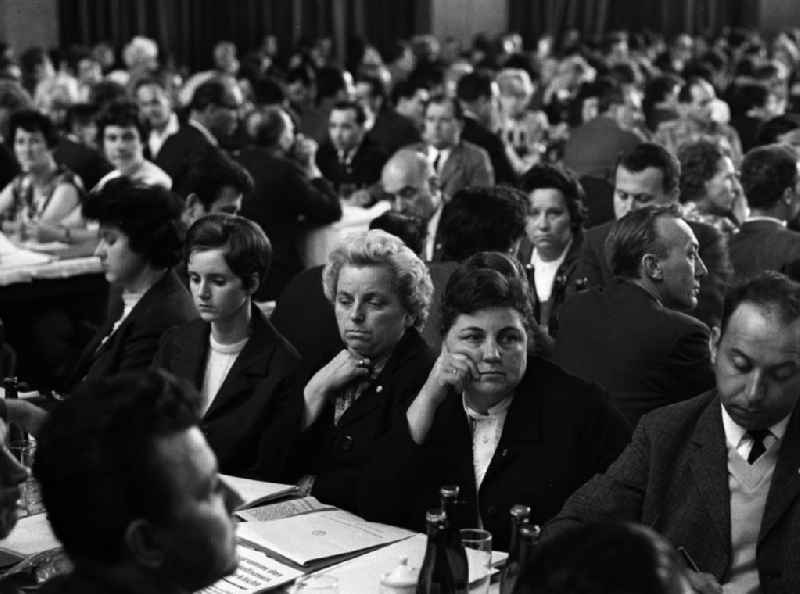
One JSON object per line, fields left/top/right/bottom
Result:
{"left": 441, "top": 252, "right": 535, "bottom": 335}
{"left": 519, "top": 164, "right": 588, "bottom": 234}
{"left": 322, "top": 229, "right": 433, "bottom": 331}
{"left": 678, "top": 140, "right": 725, "bottom": 204}
{"left": 83, "top": 177, "right": 185, "bottom": 268}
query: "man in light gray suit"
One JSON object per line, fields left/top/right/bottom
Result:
{"left": 410, "top": 94, "right": 493, "bottom": 201}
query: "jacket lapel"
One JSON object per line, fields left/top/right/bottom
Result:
{"left": 204, "top": 308, "right": 277, "bottom": 420}
{"left": 438, "top": 144, "right": 461, "bottom": 187}
{"left": 760, "top": 405, "right": 800, "bottom": 541}
{"left": 170, "top": 322, "right": 209, "bottom": 388}
{"left": 687, "top": 396, "right": 731, "bottom": 547}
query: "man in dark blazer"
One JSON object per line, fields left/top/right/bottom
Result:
{"left": 730, "top": 144, "right": 800, "bottom": 283}
{"left": 237, "top": 106, "right": 341, "bottom": 300}
{"left": 154, "top": 303, "right": 301, "bottom": 479}
{"left": 408, "top": 94, "right": 493, "bottom": 201}
{"left": 580, "top": 142, "right": 732, "bottom": 329}
{"left": 155, "top": 80, "right": 240, "bottom": 190}
{"left": 456, "top": 72, "right": 517, "bottom": 186}
{"left": 555, "top": 206, "right": 715, "bottom": 426}
{"left": 547, "top": 273, "right": 800, "bottom": 593}
{"left": 315, "top": 100, "right": 388, "bottom": 200}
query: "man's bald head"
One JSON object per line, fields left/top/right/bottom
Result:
{"left": 382, "top": 149, "right": 441, "bottom": 222}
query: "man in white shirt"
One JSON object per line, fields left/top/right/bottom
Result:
{"left": 547, "top": 271, "right": 800, "bottom": 594}
{"left": 135, "top": 78, "right": 180, "bottom": 159}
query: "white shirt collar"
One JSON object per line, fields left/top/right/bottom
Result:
{"left": 462, "top": 393, "right": 514, "bottom": 419}
{"left": 148, "top": 112, "right": 180, "bottom": 156}
{"left": 424, "top": 204, "right": 444, "bottom": 261}
{"left": 720, "top": 403, "right": 792, "bottom": 450}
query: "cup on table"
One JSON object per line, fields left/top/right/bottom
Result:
{"left": 8, "top": 440, "right": 41, "bottom": 516}
{"left": 460, "top": 528, "right": 492, "bottom": 594}
{"left": 292, "top": 574, "right": 339, "bottom": 593}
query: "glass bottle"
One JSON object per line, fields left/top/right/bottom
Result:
{"left": 499, "top": 504, "right": 531, "bottom": 594}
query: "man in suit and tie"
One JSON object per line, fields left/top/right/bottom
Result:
{"left": 579, "top": 142, "right": 732, "bottom": 329}
{"left": 554, "top": 205, "right": 715, "bottom": 425}
{"left": 411, "top": 94, "right": 493, "bottom": 201}
{"left": 729, "top": 144, "right": 800, "bottom": 282}
{"left": 547, "top": 272, "right": 800, "bottom": 593}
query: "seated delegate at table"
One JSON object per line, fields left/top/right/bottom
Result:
{"left": 0, "top": 109, "right": 83, "bottom": 243}
{"left": 154, "top": 214, "right": 302, "bottom": 479}
{"left": 290, "top": 229, "right": 435, "bottom": 513}
{"left": 61, "top": 178, "right": 197, "bottom": 390}
{"left": 34, "top": 370, "right": 240, "bottom": 594}
{"left": 94, "top": 100, "right": 172, "bottom": 190}
{"left": 360, "top": 252, "right": 630, "bottom": 550}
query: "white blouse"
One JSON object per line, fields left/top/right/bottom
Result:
{"left": 463, "top": 394, "right": 514, "bottom": 488}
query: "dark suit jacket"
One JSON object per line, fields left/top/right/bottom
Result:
{"left": 460, "top": 115, "right": 516, "bottom": 186}
{"left": 579, "top": 218, "right": 732, "bottom": 329}
{"left": 367, "top": 108, "right": 421, "bottom": 156}
{"left": 153, "top": 305, "right": 302, "bottom": 479}
{"left": 729, "top": 219, "right": 800, "bottom": 284}
{"left": 66, "top": 271, "right": 198, "bottom": 391}
{"left": 154, "top": 123, "right": 216, "bottom": 190}
{"left": 53, "top": 137, "right": 112, "bottom": 191}
{"left": 290, "top": 329, "right": 435, "bottom": 513}
{"left": 407, "top": 141, "right": 493, "bottom": 200}
{"left": 553, "top": 279, "right": 715, "bottom": 426}
{"left": 237, "top": 146, "right": 341, "bottom": 300}
{"left": 315, "top": 137, "right": 388, "bottom": 194}
{"left": 563, "top": 116, "right": 642, "bottom": 179}
{"left": 547, "top": 391, "right": 800, "bottom": 592}
{"left": 359, "top": 357, "right": 631, "bottom": 550}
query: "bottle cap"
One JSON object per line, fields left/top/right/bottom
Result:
{"left": 510, "top": 504, "right": 531, "bottom": 520}
{"left": 425, "top": 508, "right": 446, "bottom": 523}
{"left": 440, "top": 485, "right": 460, "bottom": 499}
{"left": 520, "top": 524, "right": 541, "bottom": 540}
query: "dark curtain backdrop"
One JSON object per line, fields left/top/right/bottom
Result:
{"left": 509, "top": 0, "right": 751, "bottom": 48}
{"left": 58, "top": 0, "right": 425, "bottom": 71}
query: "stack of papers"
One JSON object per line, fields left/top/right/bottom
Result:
{"left": 199, "top": 546, "right": 302, "bottom": 594}
{"left": 237, "top": 509, "right": 414, "bottom": 566}
{"left": 0, "top": 233, "right": 52, "bottom": 270}
{"left": 236, "top": 496, "right": 335, "bottom": 522}
{"left": 0, "top": 514, "right": 59, "bottom": 556}
{"left": 219, "top": 474, "right": 297, "bottom": 510}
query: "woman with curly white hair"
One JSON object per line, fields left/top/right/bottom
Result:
{"left": 290, "top": 229, "right": 435, "bottom": 514}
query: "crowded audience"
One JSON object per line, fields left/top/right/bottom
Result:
{"left": 0, "top": 20, "right": 800, "bottom": 594}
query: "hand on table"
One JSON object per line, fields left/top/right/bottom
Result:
{"left": 687, "top": 571, "right": 722, "bottom": 594}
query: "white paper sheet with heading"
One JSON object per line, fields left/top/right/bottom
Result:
{"left": 198, "top": 545, "right": 302, "bottom": 594}
{"left": 237, "top": 509, "right": 414, "bottom": 566}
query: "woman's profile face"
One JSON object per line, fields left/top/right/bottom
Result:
{"left": 94, "top": 225, "right": 147, "bottom": 288}
{"left": 444, "top": 306, "right": 528, "bottom": 403}
{"left": 333, "top": 264, "right": 411, "bottom": 359}
{"left": 14, "top": 128, "right": 51, "bottom": 172}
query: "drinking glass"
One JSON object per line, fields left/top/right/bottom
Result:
{"left": 460, "top": 528, "right": 492, "bottom": 594}
{"left": 8, "top": 440, "right": 41, "bottom": 516}
{"left": 292, "top": 574, "right": 339, "bottom": 593}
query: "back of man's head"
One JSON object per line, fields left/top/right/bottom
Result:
{"left": 740, "top": 144, "right": 798, "bottom": 213}
{"left": 439, "top": 186, "right": 528, "bottom": 262}
{"left": 456, "top": 71, "right": 493, "bottom": 104}
{"left": 517, "top": 522, "right": 691, "bottom": 594}
{"left": 34, "top": 370, "right": 238, "bottom": 590}
{"left": 606, "top": 204, "right": 680, "bottom": 279}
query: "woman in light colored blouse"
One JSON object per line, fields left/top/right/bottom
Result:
{"left": 0, "top": 109, "right": 83, "bottom": 241}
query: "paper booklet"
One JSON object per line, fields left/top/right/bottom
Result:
{"left": 198, "top": 545, "right": 302, "bottom": 594}
{"left": 236, "top": 496, "right": 335, "bottom": 522}
{"left": 219, "top": 474, "right": 298, "bottom": 510}
{"left": 237, "top": 509, "right": 414, "bottom": 566}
